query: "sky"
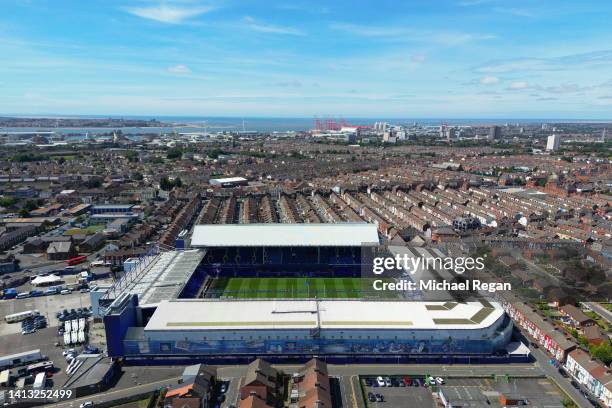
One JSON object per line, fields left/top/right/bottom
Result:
{"left": 1, "top": 0, "right": 612, "bottom": 118}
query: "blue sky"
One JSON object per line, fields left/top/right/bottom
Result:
{"left": 1, "top": 0, "right": 612, "bottom": 118}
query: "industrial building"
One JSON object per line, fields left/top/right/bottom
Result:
{"left": 93, "top": 223, "right": 516, "bottom": 364}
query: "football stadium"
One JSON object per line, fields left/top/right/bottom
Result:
{"left": 93, "top": 223, "right": 517, "bottom": 365}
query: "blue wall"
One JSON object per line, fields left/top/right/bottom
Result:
{"left": 104, "top": 295, "right": 138, "bottom": 358}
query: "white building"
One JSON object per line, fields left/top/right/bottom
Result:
{"left": 565, "top": 348, "right": 612, "bottom": 407}
{"left": 546, "top": 134, "right": 561, "bottom": 151}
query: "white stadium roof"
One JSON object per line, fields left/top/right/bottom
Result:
{"left": 190, "top": 223, "right": 380, "bottom": 247}
{"left": 106, "top": 250, "right": 205, "bottom": 307}
{"left": 145, "top": 299, "right": 503, "bottom": 331}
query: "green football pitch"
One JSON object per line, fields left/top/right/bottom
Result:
{"left": 210, "top": 277, "right": 364, "bottom": 299}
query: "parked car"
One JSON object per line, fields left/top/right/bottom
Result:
{"left": 376, "top": 376, "right": 385, "bottom": 387}
{"left": 384, "top": 377, "right": 392, "bottom": 387}
{"left": 403, "top": 377, "right": 412, "bottom": 386}
{"left": 375, "top": 394, "right": 384, "bottom": 402}
{"left": 435, "top": 377, "right": 444, "bottom": 385}
{"left": 367, "top": 392, "right": 375, "bottom": 402}
{"left": 60, "top": 289, "right": 72, "bottom": 295}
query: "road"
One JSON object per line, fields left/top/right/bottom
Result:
{"left": 529, "top": 344, "right": 592, "bottom": 408}
{"left": 44, "top": 360, "right": 589, "bottom": 408}
{"left": 584, "top": 302, "right": 612, "bottom": 325}
{"left": 215, "top": 363, "right": 542, "bottom": 379}
{"left": 50, "top": 376, "right": 182, "bottom": 408}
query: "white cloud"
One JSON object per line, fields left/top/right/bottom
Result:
{"left": 476, "top": 49, "right": 612, "bottom": 73}
{"left": 457, "top": 0, "right": 496, "bottom": 6}
{"left": 330, "top": 23, "right": 495, "bottom": 46}
{"left": 492, "top": 7, "right": 534, "bottom": 18}
{"left": 167, "top": 64, "right": 192, "bottom": 74}
{"left": 509, "top": 81, "right": 529, "bottom": 90}
{"left": 543, "top": 83, "right": 581, "bottom": 94}
{"left": 125, "top": 4, "right": 213, "bottom": 24}
{"left": 411, "top": 54, "right": 426, "bottom": 63}
{"left": 243, "top": 16, "right": 304, "bottom": 36}
{"left": 480, "top": 76, "right": 499, "bottom": 85}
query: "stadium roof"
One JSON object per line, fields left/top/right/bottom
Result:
{"left": 105, "top": 249, "right": 205, "bottom": 307}
{"left": 145, "top": 299, "right": 503, "bottom": 331}
{"left": 191, "top": 223, "right": 379, "bottom": 247}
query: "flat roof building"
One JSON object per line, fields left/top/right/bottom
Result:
{"left": 209, "top": 177, "right": 248, "bottom": 187}
{"left": 191, "top": 223, "right": 379, "bottom": 247}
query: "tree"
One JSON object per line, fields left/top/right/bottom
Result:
{"left": 590, "top": 342, "right": 612, "bottom": 365}
{"left": 562, "top": 399, "right": 578, "bottom": 408}
{"left": 132, "top": 172, "right": 144, "bottom": 181}
{"left": 23, "top": 200, "right": 38, "bottom": 212}
{"left": 124, "top": 150, "right": 138, "bottom": 162}
{"left": 85, "top": 178, "right": 102, "bottom": 188}
{"left": 159, "top": 176, "right": 173, "bottom": 191}
{"left": 166, "top": 147, "right": 183, "bottom": 160}
{"left": 0, "top": 197, "right": 17, "bottom": 207}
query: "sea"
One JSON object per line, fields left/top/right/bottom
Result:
{"left": 1, "top": 115, "right": 610, "bottom": 137}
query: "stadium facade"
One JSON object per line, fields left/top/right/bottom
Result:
{"left": 95, "top": 223, "right": 518, "bottom": 364}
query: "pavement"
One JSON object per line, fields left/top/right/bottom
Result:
{"left": 214, "top": 363, "right": 543, "bottom": 379}
{"left": 0, "top": 290, "right": 91, "bottom": 335}
{"left": 0, "top": 326, "right": 72, "bottom": 386}
{"left": 41, "top": 360, "right": 589, "bottom": 408}
{"left": 220, "top": 377, "right": 241, "bottom": 408}
{"left": 529, "top": 343, "right": 592, "bottom": 408}
{"left": 50, "top": 376, "right": 183, "bottom": 408}
{"left": 584, "top": 302, "right": 612, "bottom": 325}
